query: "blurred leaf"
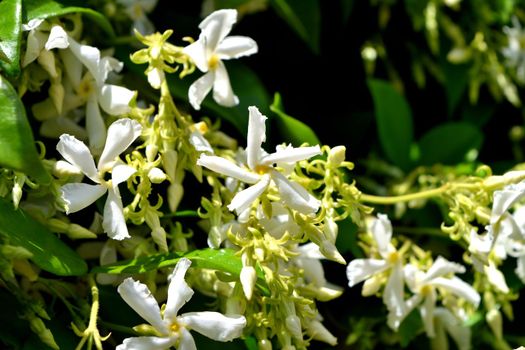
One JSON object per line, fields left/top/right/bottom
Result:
{"left": 341, "top": 0, "right": 354, "bottom": 22}
{"left": 368, "top": 79, "right": 414, "bottom": 171}
{"left": 460, "top": 102, "right": 494, "bottom": 128}
{"left": 398, "top": 308, "right": 423, "bottom": 347}
{"left": 93, "top": 248, "right": 270, "bottom": 295}
{"left": 0, "top": 75, "right": 50, "bottom": 183}
{"left": 0, "top": 197, "right": 87, "bottom": 276}
{"left": 335, "top": 217, "right": 363, "bottom": 257}
{"left": 210, "top": 0, "right": 255, "bottom": 8}
{"left": 24, "top": 0, "right": 115, "bottom": 37}
{"left": 0, "top": 0, "right": 22, "bottom": 77}
{"left": 443, "top": 61, "right": 470, "bottom": 117}
{"left": 270, "top": 92, "right": 320, "bottom": 146}
{"left": 269, "top": 0, "right": 320, "bottom": 54}
{"left": 418, "top": 122, "right": 483, "bottom": 165}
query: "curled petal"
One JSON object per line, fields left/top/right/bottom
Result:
{"left": 212, "top": 61, "right": 238, "bottom": 107}
{"left": 57, "top": 134, "right": 99, "bottom": 182}
{"left": 228, "top": 175, "right": 270, "bottom": 214}
{"left": 199, "top": 9, "right": 238, "bottom": 52}
{"left": 246, "top": 106, "right": 267, "bottom": 170}
{"left": 60, "top": 183, "right": 106, "bottom": 214}
{"left": 98, "top": 118, "right": 142, "bottom": 172}
{"left": 98, "top": 84, "right": 134, "bottom": 115}
{"left": 22, "top": 30, "right": 47, "bottom": 67}
{"left": 112, "top": 164, "right": 137, "bottom": 187}
{"left": 370, "top": 214, "right": 393, "bottom": 258}
{"left": 430, "top": 277, "right": 481, "bottom": 307}
{"left": 164, "top": 258, "right": 194, "bottom": 323}
{"left": 103, "top": 187, "right": 130, "bottom": 240}
{"left": 67, "top": 37, "right": 103, "bottom": 86}
{"left": 423, "top": 256, "right": 465, "bottom": 282}
{"left": 117, "top": 278, "right": 168, "bottom": 335}
{"left": 491, "top": 181, "right": 525, "bottom": 223}
{"left": 197, "top": 154, "right": 260, "bottom": 183}
{"left": 116, "top": 336, "right": 177, "bottom": 350}
{"left": 178, "top": 311, "right": 246, "bottom": 342}
{"left": 188, "top": 71, "right": 214, "bottom": 110}
{"left": 383, "top": 263, "right": 405, "bottom": 319}
{"left": 346, "top": 258, "right": 389, "bottom": 287}
{"left": 262, "top": 145, "right": 321, "bottom": 166}
{"left": 271, "top": 171, "right": 320, "bottom": 214}
{"left": 216, "top": 36, "right": 258, "bottom": 60}
{"left": 45, "top": 25, "right": 69, "bottom": 50}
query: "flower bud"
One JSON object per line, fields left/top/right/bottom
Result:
{"left": 67, "top": 223, "right": 97, "bottom": 239}
{"left": 240, "top": 265, "right": 256, "bottom": 300}
{"left": 285, "top": 315, "right": 302, "bottom": 340}
{"left": 1, "top": 245, "right": 33, "bottom": 260}
{"left": 305, "top": 319, "right": 337, "bottom": 346}
{"left": 146, "top": 144, "right": 158, "bottom": 162}
{"left": 258, "top": 339, "right": 272, "bottom": 350}
{"left": 148, "top": 167, "right": 167, "bottom": 184}
{"left": 486, "top": 309, "right": 503, "bottom": 340}
{"left": 327, "top": 146, "right": 346, "bottom": 167}
{"left": 28, "top": 315, "right": 59, "bottom": 350}
{"left": 168, "top": 182, "right": 184, "bottom": 213}
{"left": 162, "top": 149, "right": 178, "bottom": 180}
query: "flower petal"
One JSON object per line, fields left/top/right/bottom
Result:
{"left": 228, "top": 175, "right": 270, "bottom": 214}
{"left": 246, "top": 106, "right": 266, "bottom": 170}
{"left": 116, "top": 336, "right": 177, "bottom": 350}
{"left": 296, "top": 255, "right": 325, "bottom": 287}
{"left": 22, "top": 30, "right": 47, "bottom": 67}
{"left": 86, "top": 96, "right": 107, "bottom": 156}
{"left": 434, "top": 308, "right": 472, "bottom": 350}
{"left": 197, "top": 154, "right": 260, "bottom": 183}
{"left": 516, "top": 256, "right": 525, "bottom": 283}
{"left": 188, "top": 71, "right": 214, "bottom": 110}
{"left": 199, "top": 9, "right": 238, "bottom": 52}
{"left": 57, "top": 134, "right": 99, "bottom": 182}
{"left": 98, "top": 118, "right": 142, "bottom": 172}
{"left": 346, "top": 258, "right": 389, "bottom": 287}
{"left": 60, "top": 183, "right": 106, "bottom": 214}
{"left": 271, "top": 171, "right": 320, "bottom": 214}
{"left": 429, "top": 277, "right": 481, "bottom": 307}
{"left": 189, "top": 131, "right": 213, "bottom": 153}
{"left": 422, "top": 256, "right": 465, "bottom": 282}
{"left": 370, "top": 214, "right": 393, "bottom": 258}
{"left": 59, "top": 49, "right": 83, "bottom": 88}
{"left": 98, "top": 84, "right": 134, "bottom": 115}
{"left": 178, "top": 328, "right": 197, "bottom": 350}
{"left": 183, "top": 39, "right": 209, "bottom": 73}
{"left": 383, "top": 263, "right": 405, "bottom": 318}
{"left": 164, "top": 258, "right": 194, "bottom": 323}
{"left": 45, "top": 25, "right": 69, "bottom": 50}
{"left": 112, "top": 164, "right": 137, "bottom": 187}
{"left": 212, "top": 61, "right": 238, "bottom": 107}
{"left": 103, "top": 186, "right": 130, "bottom": 240}
{"left": 262, "top": 145, "right": 321, "bottom": 166}
{"left": 117, "top": 277, "right": 168, "bottom": 335}
{"left": 67, "top": 38, "right": 103, "bottom": 86}
{"left": 491, "top": 180, "right": 525, "bottom": 224}
{"left": 216, "top": 36, "right": 258, "bottom": 60}
{"left": 420, "top": 291, "right": 437, "bottom": 337}
{"left": 178, "top": 311, "right": 246, "bottom": 341}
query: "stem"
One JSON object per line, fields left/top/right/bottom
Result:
{"left": 394, "top": 226, "right": 449, "bottom": 238}
{"left": 360, "top": 185, "right": 449, "bottom": 205}
{"left": 98, "top": 320, "right": 138, "bottom": 336}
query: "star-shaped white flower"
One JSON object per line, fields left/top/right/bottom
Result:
{"left": 117, "top": 258, "right": 246, "bottom": 350}
{"left": 346, "top": 214, "right": 405, "bottom": 328}
{"left": 390, "top": 256, "right": 480, "bottom": 334}
{"left": 197, "top": 106, "right": 321, "bottom": 215}
{"left": 45, "top": 25, "right": 135, "bottom": 154}
{"left": 57, "top": 118, "right": 142, "bottom": 240}
{"left": 183, "top": 9, "right": 258, "bottom": 110}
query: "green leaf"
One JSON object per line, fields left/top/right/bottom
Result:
{"left": 0, "top": 75, "right": 50, "bottom": 183}
{"left": 398, "top": 308, "right": 423, "bottom": 347}
{"left": 24, "top": 0, "right": 115, "bottom": 37}
{"left": 0, "top": 0, "right": 22, "bottom": 77}
{"left": 443, "top": 61, "right": 470, "bottom": 117}
{"left": 418, "top": 122, "right": 483, "bottom": 165}
{"left": 270, "top": 92, "right": 320, "bottom": 146}
{"left": 368, "top": 79, "right": 414, "bottom": 171}
{"left": 269, "top": 0, "right": 321, "bottom": 54}
{"left": 92, "top": 248, "right": 269, "bottom": 295}
{"left": 335, "top": 217, "right": 363, "bottom": 257}
{"left": 0, "top": 197, "right": 87, "bottom": 276}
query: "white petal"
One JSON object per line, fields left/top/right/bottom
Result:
{"left": 86, "top": 96, "right": 107, "bottom": 156}
{"left": 240, "top": 265, "right": 256, "bottom": 299}
{"left": 22, "top": 30, "right": 46, "bottom": 67}
{"left": 56, "top": 134, "right": 99, "bottom": 182}
{"left": 346, "top": 258, "right": 389, "bottom": 287}
{"left": 98, "top": 84, "right": 134, "bottom": 115}
{"left": 420, "top": 291, "right": 437, "bottom": 337}
{"left": 147, "top": 67, "right": 164, "bottom": 89}
{"left": 60, "top": 183, "right": 106, "bottom": 214}
{"left": 67, "top": 38, "right": 103, "bottom": 86}
{"left": 246, "top": 106, "right": 266, "bottom": 170}
{"left": 491, "top": 181, "right": 525, "bottom": 223}
{"left": 216, "top": 36, "right": 258, "bottom": 60}
{"left": 178, "top": 312, "right": 246, "bottom": 341}
{"left": 98, "top": 118, "right": 142, "bottom": 172}
{"left": 271, "top": 171, "right": 320, "bottom": 214}
{"left": 139, "top": 0, "right": 158, "bottom": 13}
{"left": 103, "top": 187, "right": 130, "bottom": 240}
{"left": 516, "top": 256, "right": 525, "bottom": 283}
{"left": 22, "top": 18, "right": 44, "bottom": 31}
{"left": 189, "top": 131, "right": 213, "bottom": 153}
{"left": 423, "top": 256, "right": 466, "bottom": 282}
{"left": 197, "top": 154, "right": 260, "bottom": 183}
{"left": 117, "top": 278, "right": 168, "bottom": 335}
{"left": 112, "top": 164, "right": 137, "bottom": 187}
{"left": 387, "top": 293, "right": 420, "bottom": 330}
{"left": 297, "top": 256, "right": 325, "bottom": 287}
{"left": 116, "top": 336, "right": 177, "bottom": 350}
{"left": 485, "top": 262, "right": 510, "bottom": 294}
{"left": 262, "top": 145, "right": 321, "bottom": 166}
{"left": 178, "top": 328, "right": 197, "bottom": 350}
{"left": 370, "top": 213, "right": 393, "bottom": 258}
{"left": 430, "top": 277, "right": 481, "bottom": 306}
{"left": 199, "top": 9, "right": 238, "bottom": 52}
{"left": 164, "top": 258, "right": 194, "bottom": 323}
{"left": 188, "top": 71, "right": 214, "bottom": 110}
{"left": 296, "top": 242, "right": 324, "bottom": 259}
{"left": 383, "top": 263, "right": 405, "bottom": 318}
{"left": 183, "top": 39, "right": 209, "bottom": 73}
{"left": 212, "top": 61, "right": 238, "bottom": 107}
{"left": 45, "top": 25, "right": 69, "bottom": 50}
{"left": 228, "top": 175, "right": 270, "bottom": 214}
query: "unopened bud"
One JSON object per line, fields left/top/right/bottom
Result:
{"left": 152, "top": 227, "right": 168, "bottom": 252}
{"left": 168, "top": 182, "right": 184, "bottom": 212}
{"left": 148, "top": 167, "right": 167, "bottom": 184}
{"left": 1, "top": 245, "right": 33, "bottom": 260}
{"left": 362, "top": 275, "right": 382, "bottom": 296}
{"left": 320, "top": 241, "right": 346, "bottom": 265}
{"left": 48, "top": 218, "right": 70, "bottom": 233}
{"left": 146, "top": 144, "right": 158, "bottom": 162}
{"left": 258, "top": 339, "right": 272, "bottom": 350}
{"left": 162, "top": 149, "right": 178, "bottom": 180}
{"left": 67, "top": 223, "right": 97, "bottom": 239}
{"left": 28, "top": 316, "right": 59, "bottom": 350}
{"left": 327, "top": 146, "right": 346, "bottom": 167}
{"left": 305, "top": 319, "right": 337, "bottom": 346}
{"left": 240, "top": 265, "right": 256, "bottom": 300}
{"left": 486, "top": 309, "right": 503, "bottom": 340}
{"left": 13, "top": 259, "right": 39, "bottom": 281}
{"left": 285, "top": 315, "right": 302, "bottom": 340}
{"left": 48, "top": 82, "right": 64, "bottom": 115}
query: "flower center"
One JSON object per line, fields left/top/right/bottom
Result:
{"left": 132, "top": 4, "right": 144, "bottom": 19}
{"left": 208, "top": 54, "right": 220, "bottom": 70}
{"left": 254, "top": 164, "right": 271, "bottom": 175}
{"left": 386, "top": 251, "right": 399, "bottom": 264}
{"left": 77, "top": 76, "right": 95, "bottom": 98}
{"left": 420, "top": 284, "right": 432, "bottom": 296}
{"left": 170, "top": 321, "right": 180, "bottom": 333}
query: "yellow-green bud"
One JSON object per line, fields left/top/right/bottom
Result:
{"left": 258, "top": 339, "right": 272, "bottom": 350}
{"left": 148, "top": 167, "right": 167, "bottom": 184}
{"left": 28, "top": 316, "right": 59, "bottom": 350}
{"left": 285, "top": 315, "right": 302, "bottom": 340}
{"left": 1, "top": 245, "right": 33, "bottom": 260}
{"left": 67, "top": 223, "right": 97, "bottom": 239}
{"left": 168, "top": 182, "right": 184, "bottom": 213}
{"left": 240, "top": 265, "right": 256, "bottom": 300}
{"left": 327, "top": 146, "right": 346, "bottom": 167}
{"left": 146, "top": 144, "right": 159, "bottom": 162}
{"left": 162, "top": 149, "right": 178, "bottom": 180}
{"left": 486, "top": 309, "right": 503, "bottom": 340}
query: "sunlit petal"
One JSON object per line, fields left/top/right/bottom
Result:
{"left": 246, "top": 106, "right": 267, "bottom": 169}
{"left": 103, "top": 187, "right": 130, "bottom": 240}
{"left": 60, "top": 183, "right": 106, "bottom": 214}
{"left": 98, "top": 84, "right": 134, "bottom": 115}
{"left": 197, "top": 154, "right": 260, "bottom": 183}
{"left": 98, "top": 118, "right": 142, "bottom": 172}
{"left": 188, "top": 71, "right": 214, "bottom": 110}
{"left": 164, "top": 258, "right": 194, "bottom": 323}
{"left": 56, "top": 134, "right": 99, "bottom": 182}
{"left": 346, "top": 258, "right": 389, "bottom": 287}
{"left": 271, "top": 171, "right": 320, "bottom": 214}
{"left": 216, "top": 36, "right": 258, "bottom": 60}
{"left": 228, "top": 175, "right": 270, "bottom": 214}
{"left": 178, "top": 311, "right": 246, "bottom": 341}
{"left": 212, "top": 61, "right": 238, "bottom": 107}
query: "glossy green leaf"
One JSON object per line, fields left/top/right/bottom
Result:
{"left": 269, "top": 0, "right": 321, "bottom": 54}
{"left": 24, "top": 0, "right": 115, "bottom": 37}
{"left": 418, "top": 122, "right": 483, "bottom": 165}
{"left": 0, "top": 197, "right": 87, "bottom": 276}
{"left": 0, "top": 75, "right": 50, "bottom": 183}
{"left": 270, "top": 92, "right": 320, "bottom": 146}
{"left": 92, "top": 248, "right": 269, "bottom": 295}
{"left": 368, "top": 79, "right": 414, "bottom": 171}
{"left": 0, "top": 0, "right": 22, "bottom": 77}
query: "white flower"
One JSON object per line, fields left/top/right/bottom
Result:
{"left": 502, "top": 16, "right": 525, "bottom": 83}
{"left": 45, "top": 25, "right": 135, "bottom": 154}
{"left": 197, "top": 106, "right": 320, "bottom": 215}
{"left": 346, "top": 214, "right": 405, "bottom": 328}
{"left": 183, "top": 9, "right": 258, "bottom": 110}
{"left": 432, "top": 307, "right": 472, "bottom": 350}
{"left": 117, "top": 258, "right": 246, "bottom": 350}
{"left": 117, "top": 0, "right": 158, "bottom": 35}
{"left": 57, "top": 118, "right": 142, "bottom": 240}
{"left": 391, "top": 256, "right": 480, "bottom": 334}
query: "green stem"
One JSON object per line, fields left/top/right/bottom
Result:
{"left": 394, "top": 226, "right": 449, "bottom": 238}
{"left": 360, "top": 185, "right": 449, "bottom": 205}
{"left": 98, "top": 320, "right": 138, "bottom": 336}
